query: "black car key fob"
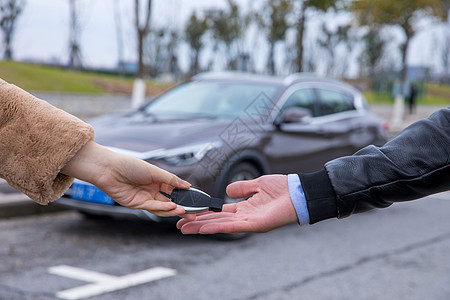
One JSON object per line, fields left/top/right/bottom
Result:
{"left": 160, "top": 187, "right": 224, "bottom": 213}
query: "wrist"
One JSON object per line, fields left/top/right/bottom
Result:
{"left": 61, "top": 141, "right": 113, "bottom": 186}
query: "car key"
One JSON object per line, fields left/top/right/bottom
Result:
{"left": 160, "top": 187, "right": 224, "bottom": 213}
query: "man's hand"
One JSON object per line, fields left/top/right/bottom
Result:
{"left": 177, "top": 175, "right": 299, "bottom": 234}
{"left": 61, "top": 141, "right": 192, "bottom": 218}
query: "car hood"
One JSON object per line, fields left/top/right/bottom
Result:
{"left": 90, "top": 111, "right": 236, "bottom": 153}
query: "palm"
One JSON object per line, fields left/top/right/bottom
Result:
{"left": 177, "top": 175, "right": 298, "bottom": 234}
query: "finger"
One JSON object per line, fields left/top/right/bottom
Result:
{"left": 177, "top": 211, "right": 235, "bottom": 227}
{"left": 150, "top": 165, "right": 191, "bottom": 189}
{"left": 179, "top": 212, "right": 238, "bottom": 232}
{"left": 176, "top": 210, "right": 223, "bottom": 229}
{"left": 194, "top": 211, "right": 237, "bottom": 221}
{"left": 177, "top": 214, "right": 208, "bottom": 229}
{"left": 221, "top": 203, "right": 238, "bottom": 213}
{"left": 226, "top": 178, "right": 260, "bottom": 199}
{"left": 136, "top": 199, "right": 178, "bottom": 212}
{"left": 158, "top": 183, "right": 172, "bottom": 195}
{"left": 154, "top": 192, "right": 171, "bottom": 202}
{"left": 199, "top": 221, "right": 250, "bottom": 234}
{"left": 152, "top": 206, "right": 186, "bottom": 217}
{"left": 178, "top": 213, "right": 196, "bottom": 221}
{"left": 180, "top": 218, "right": 250, "bottom": 234}
{"left": 177, "top": 218, "right": 188, "bottom": 229}
{"left": 176, "top": 202, "right": 240, "bottom": 228}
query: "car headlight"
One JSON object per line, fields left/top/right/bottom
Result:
{"left": 105, "top": 141, "right": 222, "bottom": 166}
{"left": 156, "top": 141, "right": 222, "bottom": 166}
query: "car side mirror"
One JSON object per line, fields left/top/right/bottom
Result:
{"left": 275, "top": 107, "right": 312, "bottom": 126}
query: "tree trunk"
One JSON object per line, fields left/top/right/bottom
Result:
{"left": 0, "top": 0, "right": 24, "bottom": 60}
{"left": 137, "top": 30, "right": 145, "bottom": 78}
{"left": 113, "top": 0, "right": 125, "bottom": 76}
{"left": 295, "top": 2, "right": 307, "bottom": 72}
{"left": 268, "top": 42, "right": 275, "bottom": 75}
{"left": 3, "top": 33, "right": 12, "bottom": 59}
{"left": 134, "top": 0, "right": 152, "bottom": 79}
{"left": 191, "top": 50, "right": 199, "bottom": 75}
{"left": 391, "top": 35, "right": 411, "bottom": 129}
{"left": 399, "top": 37, "right": 410, "bottom": 97}
{"left": 132, "top": 0, "right": 152, "bottom": 109}
{"left": 68, "top": 0, "right": 83, "bottom": 70}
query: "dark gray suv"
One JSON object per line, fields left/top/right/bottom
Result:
{"left": 58, "top": 72, "right": 389, "bottom": 222}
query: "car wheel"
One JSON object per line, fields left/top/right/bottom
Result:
{"left": 214, "top": 162, "right": 261, "bottom": 240}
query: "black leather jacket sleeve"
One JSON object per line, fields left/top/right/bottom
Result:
{"left": 299, "top": 108, "right": 450, "bottom": 224}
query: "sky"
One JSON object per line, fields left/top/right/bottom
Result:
{"left": 14, "top": 0, "right": 213, "bottom": 69}
{"left": 10, "top": 0, "right": 450, "bottom": 76}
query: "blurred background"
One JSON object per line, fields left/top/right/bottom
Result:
{"left": 1, "top": 0, "right": 449, "bottom": 108}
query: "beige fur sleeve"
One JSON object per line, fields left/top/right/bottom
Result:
{"left": 0, "top": 78, "right": 95, "bottom": 204}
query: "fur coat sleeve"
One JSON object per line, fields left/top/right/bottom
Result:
{"left": 0, "top": 78, "right": 95, "bottom": 204}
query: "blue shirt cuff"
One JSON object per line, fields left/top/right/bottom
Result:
{"left": 288, "top": 174, "right": 310, "bottom": 225}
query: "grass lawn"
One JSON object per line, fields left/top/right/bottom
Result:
{"left": 2, "top": 60, "right": 449, "bottom": 103}
{"left": 0, "top": 60, "right": 173, "bottom": 95}
{"left": 364, "top": 82, "right": 450, "bottom": 105}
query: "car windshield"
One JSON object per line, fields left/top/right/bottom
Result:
{"left": 144, "top": 81, "right": 281, "bottom": 118}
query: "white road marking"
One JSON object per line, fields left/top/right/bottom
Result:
{"left": 48, "top": 265, "right": 118, "bottom": 283}
{"left": 48, "top": 265, "right": 177, "bottom": 300}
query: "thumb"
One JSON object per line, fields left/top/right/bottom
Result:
{"left": 226, "top": 177, "right": 260, "bottom": 199}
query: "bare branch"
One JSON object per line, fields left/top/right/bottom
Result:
{"left": 0, "top": 0, "right": 25, "bottom": 59}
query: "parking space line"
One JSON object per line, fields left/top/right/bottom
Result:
{"left": 48, "top": 265, "right": 118, "bottom": 283}
{"left": 48, "top": 265, "right": 177, "bottom": 300}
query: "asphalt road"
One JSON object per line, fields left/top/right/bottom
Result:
{"left": 0, "top": 191, "right": 449, "bottom": 300}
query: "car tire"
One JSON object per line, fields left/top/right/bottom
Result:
{"left": 214, "top": 162, "right": 261, "bottom": 240}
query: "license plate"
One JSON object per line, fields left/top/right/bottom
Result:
{"left": 70, "top": 181, "right": 115, "bottom": 205}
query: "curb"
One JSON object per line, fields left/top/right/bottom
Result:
{"left": 0, "top": 181, "right": 68, "bottom": 219}
{"left": 0, "top": 193, "right": 68, "bottom": 219}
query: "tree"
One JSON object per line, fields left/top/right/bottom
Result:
{"left": 359, "top": 28, "right": 386, "bottom": 77}
{"left": 352, "top": 0, "right": 448, "bottom": 126}
{"left": 206, "top": 0, "right": 248, "bottom": 70}
{"left": 317, "top": 22, "right": 353, "bottom": 77}
{"left": 145, "top": 27, "right": 180, "bottom": 78}
{"left": 441, "top": 2, "right": 450, "bottom": 75}
{"left": 185, "top": 12, "right": 208, "bottom": 75}
{"left": 113, "top": 0, "right": 125, "bottom": 75}
{"left": 442, "top": 29, "right": 450, "bottom": 75}
{"left": 294, "top": 0, "right": 337, "bottom": 72}
{"left": 256, "top": 0, "right": 292, "bottom": 75}
{"left": 134, "top": 0, "right": 152, "bottom": 79}
{"left": 165, "top": 30, "right": 180, "bottom": 79}
{"left": 131, "top": 0, "right": 152, "bottom": 109}
{"left": 0, "top": 0, "right": 24, "bottom": 60}
{"left": 68, "top": 0, "right": 82, "bottom": 69}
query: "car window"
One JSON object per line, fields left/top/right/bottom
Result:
{"left": 316, "top": 88, "right": 355, "bottom": 116}
{"left": 145, "top": 81, "right": 281, "bottom": 118}
{"left": 280, "top": 88, "right": 317, "bottom": 117}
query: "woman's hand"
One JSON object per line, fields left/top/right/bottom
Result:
{"left": 61, "top": 141, "right": 192, "bottom": 217}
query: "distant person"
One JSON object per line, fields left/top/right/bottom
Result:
{"left": 408, "top": 84, "right": 417, "bottom": 114}
{"left": 0, "top": 78, "right": 193, "bottom": 219}
{"left": 177, "top": 108, "right": 449, "bottom": 234}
